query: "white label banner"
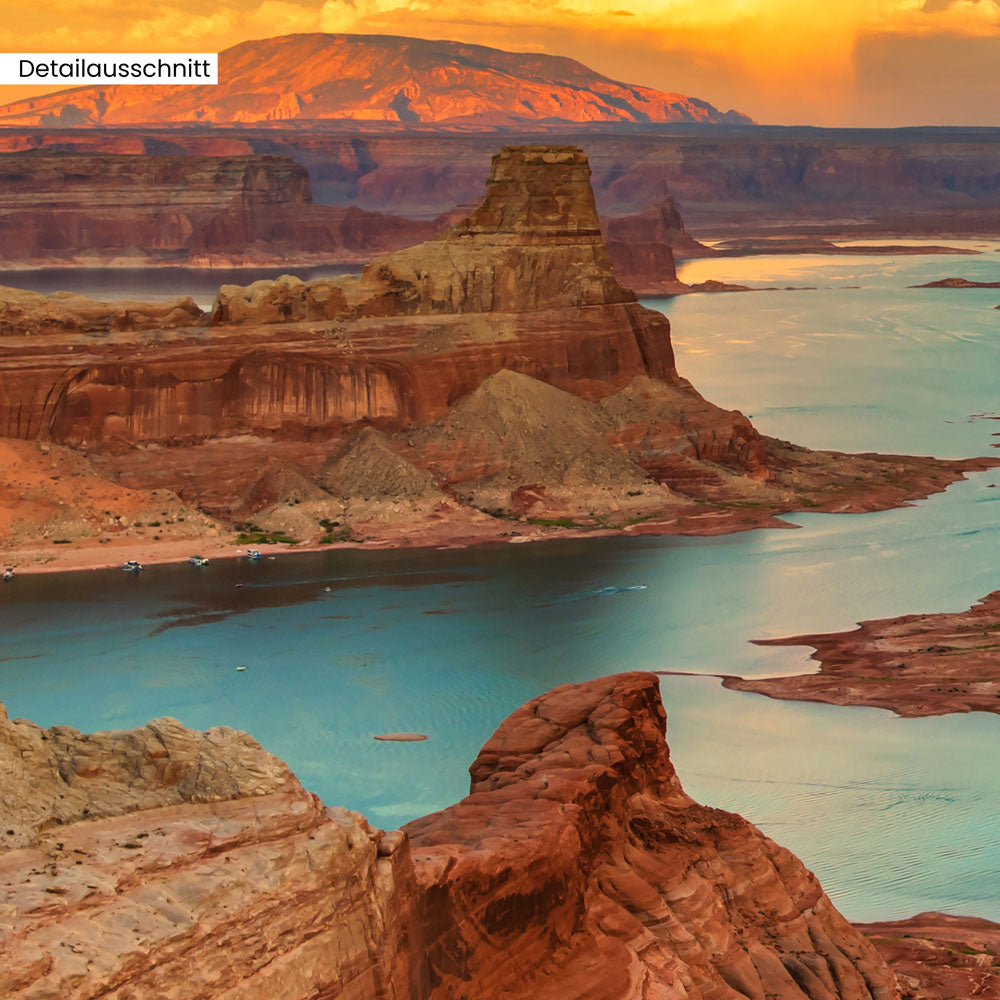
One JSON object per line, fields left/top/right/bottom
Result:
{"left": 0, "top": 53, "right": 218, "bottom": 86}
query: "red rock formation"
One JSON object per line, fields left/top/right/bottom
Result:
{"left": 0, "top": 674, "right": 899, "bottom": 999}
{"left": 726, "top": 590, "right": 1000, "bottom": 718}
{"left": 0, "top": 34, "right": 752, "bottom": 128}
{"left": 0, "top": 151, "right": 435, "bottom": 266}
{"left": 0, "top": 143, "right": 992, "bottom": 566}
{"left": 405, "top": 673, "right": 898, "bottom": 1000}
{"left": 0, "top": 145, "right": 677, "bottom": 447}
{"left": 347, "top": 146, "right": 642, "bottom": 315}
{"left": 601, "top": 198, "right": 713, "bottom": 295}
{"left": 856, "top": 913, "right": 1000, "bottom": 999}
{"left": 603, "top": 197, "right": 709, "bottom": 258}
{"left": 3, "top": 126, "right": 1000, "bottom": 236}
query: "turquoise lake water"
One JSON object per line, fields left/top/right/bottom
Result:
{"left": 1, "top": 247, "right": 998, "bottom": 921}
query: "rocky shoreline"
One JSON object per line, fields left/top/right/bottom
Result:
{"left": 715, "top": 591, "right": 1000, "bottom": 718}
{"left": 857, "top": 913, "right": 1000, "bottom": 999}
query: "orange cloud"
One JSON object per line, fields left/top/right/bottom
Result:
{"left": 0, "top": 0, "right": 997, "bottom": 124}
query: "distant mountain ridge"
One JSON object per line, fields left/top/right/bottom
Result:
{"left": 0, "top": 33, "right": 754, "bottom": 128}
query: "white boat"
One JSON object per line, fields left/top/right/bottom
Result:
{"left": 246, "top": 550, "right": 261, "bottom": 561}
{"left": 2, "top": 568, "right": 13, "bottom": 581}
{"left": 188, "top": 555, "right": 210, "bottom": 567}
{"left": 122, "top": 560, "right": 144, "bottom": 573}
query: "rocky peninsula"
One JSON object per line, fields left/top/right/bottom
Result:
{"left": 723, "top": 591, "right": 1000, "bottom": 718}
{"left": 0, "top": 144, "right": 994, "bottom": 574}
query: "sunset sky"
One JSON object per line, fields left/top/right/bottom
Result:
{"left": 1, "top": 0, "right": 999, "bottom": 126}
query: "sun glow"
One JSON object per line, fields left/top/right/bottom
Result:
{"left": 1, "top": 0, "right": 998, "bottom": 124}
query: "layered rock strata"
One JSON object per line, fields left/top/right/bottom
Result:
{"left": 0, "top": 701, "right": 420, "bottom": 998}
{"left": 0, "top": 151, "right": 435, "bottom": 266}
{"left": 2, "top": 125, "right": 1000, "bottom": 235}
{"left": 0, "top": 146, "right": 676, "bottom": 448}
{"left": 0, "top": 673, "right": 900, "bottom": 999}
{"left": 0, "top": 144, "right": 994, "bottom": 568}
{"left": 602, "top": 197, "right": 709, "bottom": 294}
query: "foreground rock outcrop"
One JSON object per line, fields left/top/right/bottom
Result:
{"left": 0, "top": 673, "right": 901, "bottom": 999}
{"left": 723, "top": 591, "right": 1000, "bottom": 718}
{"left": 0, "top": 143, "right": 994, "bottom": 571}
{"left": 0, "top": 701, "right": 420, "bottom": 998}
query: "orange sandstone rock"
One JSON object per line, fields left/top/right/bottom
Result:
{"left": 0, "top": 674, "right": 900, "bottom": 999}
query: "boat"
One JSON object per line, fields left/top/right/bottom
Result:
{"left": 246, "top": 550, "right": 261, "bottom": 561}
{"left": 188, "top": 555, "right": 210, "bottom": 567}
{"left": 122, "top": 560, "right": 144, "bottom": 573}
{"left": 236, "top": 665, "right": 247, "bottom": 672}
{"left": 2, "top": 568, "right": 13, "bottom": 581}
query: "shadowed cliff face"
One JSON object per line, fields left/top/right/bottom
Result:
{"left": 0, "top": 144, "right": 677, "bottom": 449}
{"left": 0, "top": 151, "right": 436, "bottom": 266}
{"left": 0, "top": 674, "right": 900, "bottom": 999}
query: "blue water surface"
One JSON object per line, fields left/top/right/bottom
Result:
{"left": 2, "top": 248, "right": 999, "bottom": 921}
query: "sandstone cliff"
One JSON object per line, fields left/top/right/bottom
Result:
{"left": 0, "top": 143, "right": 992, "bottom": 569}
{"left": 0, "top": 151, "right": 435, "bottom": 266}
{"left": 0, "top": 701, "right": 420, "bottom": 998}
{"left": 2, "top": 126, "right": 1000, "bottom": 236}
{"left": 343, "top": 146, "right": 643, "bottom": 315}
{"left": 0, "top": 34, "right": 752, "bottom": 128}
{"left": 0, "top": 673, "right": 899, "bottom": 999}
{"left": 602, "top": 197, "right": 712, "bottom": 295}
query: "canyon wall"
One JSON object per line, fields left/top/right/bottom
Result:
{"left": 0, "top": 673, "right": 900, "bottom": 999}
{"left": 0, "top": 145, "right": 677, "bottom": 447}
{"left": 1, "top": 126, "right": 994, "bottom": 233}
{"left": 0, "top": 151, "right": 435, "bottom": 265}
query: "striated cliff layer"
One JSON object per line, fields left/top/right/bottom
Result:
{"left": 0, "top": 151, "right": 435, "bottom": 266}
{"left": 0, "top": 673, "right": 900, "bottom": 999}
{"left": 0, "top": 143, "right": 993, "bottom": 569}
{"left": 0, "top": 146, "right": 676, "bottom": 447}
{"left": 3, "top": 125, "right": 1000, "bottom": 236}
{"left": 0, "top": 700, "right": 420, "bottom": 998}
